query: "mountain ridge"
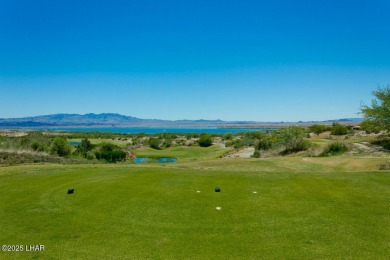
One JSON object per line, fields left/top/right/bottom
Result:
{"left": 0, "top": 113, "right": 363, "bottom": 128}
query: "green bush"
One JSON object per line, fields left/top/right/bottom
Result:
{"left": 256, "top": 136, "right": 273, "bottom": 150}
{"left": 86, "top": 152, "right": 96, "bottom": 160}
{"left": 277, "top": 127, "right": 309, "bottom": 154}
{"left": 99, "top": 142, "right": 120, "bottom": 152}
{"left": 149, "top": 138, "right": 161, "bottom": 150}
{"left": 50, "top": 137, "right": 71, "bottom": 157}
{"left": 321, "top": 142, "right": 348, "bottom": 156}
{"left": 233, "top": 139, "right": 244, "bottom": 149}
{"left": 252, "top": 150, "right": 261, "bottom": 158}
{"left": 163, "top": 139, "right": 172, "bottom": 148}
{"left": 371, "top": 138, "right": 390, "bottom": 150}
{"left": 331, "top": 123, "right": 348, "bottom": 135}
{"left": 76, "top": 138, "right": 94, "bottom": 157}
{"left": 95, "top": 150, "right": 126, "bottom": 163}
{"left": 198, "top": 133, "right": 213, "bottom": 147}
{"left": 31, "top": 141, "right": 46, "bottom": 152}
{"left": 223, "top": 132, "right": 233, "bottom": 140}
{"left": 308, "top": 124, "right": 331, "bottom": 135}
{"left": 225, "top": 140, "right": 234, "bottom": 147}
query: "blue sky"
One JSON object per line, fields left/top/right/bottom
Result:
{"left": 0, "top": 0, "right": 389, "bottom": 121}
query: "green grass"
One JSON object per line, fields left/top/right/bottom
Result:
{"left": 0, "top": 161, "right": 390, "bottom": 259}
{"left": 0, "top": 153, "right": 390, "bottom": 259}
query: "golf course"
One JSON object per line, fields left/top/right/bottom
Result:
{"left": 1, "top": 143, "right": 389, "bottom": 259}
{"left": 2, "top": 0, "right": 389, "bottom": 258}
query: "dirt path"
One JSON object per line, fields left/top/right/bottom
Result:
{"left": 224, "top": 147, "right": 255, "bottom": 158}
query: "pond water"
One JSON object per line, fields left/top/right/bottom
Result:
{"left": 68, "top": 141, "right": 81, "bottom": 145}
{"left": 157, "top": 157, "right": 178, "bottom": 163}
{"left": 134, "top": 157, "right": 177, "bottom": 164}
{"left": 134, "top": 157, "right": 150, "bottom": 164}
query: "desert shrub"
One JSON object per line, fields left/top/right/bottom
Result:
{"left": 20, "top": 137, "right": 30, "bottom": 148}
{"left": 163, "top": 139, "right": 172, "bottom": 148}
{"left": 31, "top": 141, "right": 46, "bottom": 152}
{"left": 238, "top": 132, "right": 265, "bottom": 147}
{"left": 149, "top": 138, "right": 161, "bottom": 150}
{"left": 76, "top": 138, "right": 94, "bottom": 157}
{"left": 159, "top": 133, "right": 177, "bottom": 140}
{"left": 371, "top": 137, "right": 390, "bottom": 150}
{"left": 132, "top": 138, "right": 140, "bottom": 145}
{"left": 86, "top": 152, "right": 95, "bottom": 160}
{"left": 225, "top": 140, "right": 234, "bottom": 147}
{"left": 223, "top": 132, "right": 233, "bottom": 140}
{"left": 242, "top": 136, "right": 255, "bottom": 147}
{"left": 331, "top": 123, "right": 348, "bottom": 135}
{"left": 50, "top": 137, "right": 71, "bottom": 157}
{"left": 256, "top": 136, "right": 273, "bottom": 150}
{"left": 308, "top": 124, "right": 331, "bottom": 135}
{"left": 198, "top": 133, "right": 213, "bottom": 147}
{"left": 233, "top": 139, "right": 244, "bottom": 149}
{"left": 99, "top": 142, "right": 119, "bottom": 152}
{"left": 252, "top": 150, "right": 261, "bottom": 158}
{"left": 277, "top": 127, "right": 309, "bottom": 154}
{"left": 320, "top": 142, "right": 348, "bottom": 156}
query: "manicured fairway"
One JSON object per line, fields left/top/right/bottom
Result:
{"left": 0, "top": 160, "right": 389, "bottom": 259}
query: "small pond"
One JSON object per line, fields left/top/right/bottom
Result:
{"left": 134, "top": 157, "right": 150, "bottom": 164}
{"left": 158, "top": 157, "right": 178, "bottom": 163}
{"left": 68, "top": 141, "right": 81, "bottom": 145}
{"left": 134, "top": 157, "right": 177, "bottom": 164}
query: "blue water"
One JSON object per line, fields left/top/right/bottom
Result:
{"left": 134, "top": 157, "right": 150, "bottom": 164}
{"left": 35, "top": 127, "right": 276, "bottom": 134}
{"left": 134, "top": 157, "right": 178, "bottom": 164}
{"left": 68, "top": 141, "right": 81, "bottom": 145}
{"left": 158, "top": 157, "right": 177, "bottom": 163}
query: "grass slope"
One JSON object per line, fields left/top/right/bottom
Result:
{"left": 1, "top": 158, "right": 389, "bottom": 259}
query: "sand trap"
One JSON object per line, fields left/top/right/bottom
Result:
{"left": 216, "top": 207, "right": 222, "bottom": 210}
{"left": 197, "top": 191, "right": 201, "bottom": 193}
{"left": 253, "top": 191, "right": 257, "bottom": 194}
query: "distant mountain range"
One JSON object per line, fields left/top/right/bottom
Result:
{"left": 0, "top": 113, "right": 363, "bottom": 128}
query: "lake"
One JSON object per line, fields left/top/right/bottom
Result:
{"left": 36, "top": 127, "right": 277, "bottom": 134}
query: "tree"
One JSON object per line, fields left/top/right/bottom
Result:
{"left": 198, "top": 133, "right": 213, "bottom": 147}
{"left": 361, "top": 86, "right": 390, "bottom": 131}
{"left": 50, "top": 137, "right": 71, "bottom": 157}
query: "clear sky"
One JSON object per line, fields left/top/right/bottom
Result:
{"left": 1, "top": 0, "right": 389, "bottom": 121}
